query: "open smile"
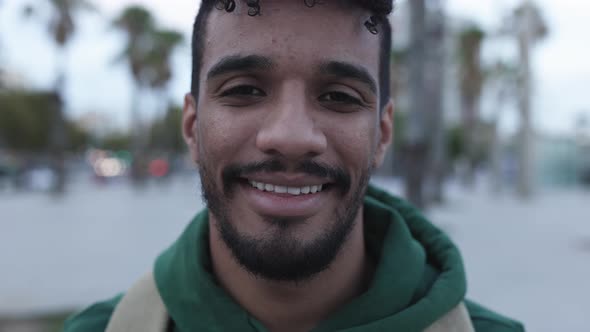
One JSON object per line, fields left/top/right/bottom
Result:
{"left": 239, "top": 177, "right": 333, "bottom": 218}
{"left": 248, "top": 180, "right": 325, "bottom": 196}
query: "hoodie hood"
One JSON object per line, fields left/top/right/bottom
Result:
{"left": 154, "top": 184, "right": 467, "bottom": 331}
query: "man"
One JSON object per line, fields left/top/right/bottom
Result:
{"left": 65, "top": 1, "right": 524, "bottom": 331}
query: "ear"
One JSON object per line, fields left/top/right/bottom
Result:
{"left": 182, "top": 93, "right": 199, "bottom": 164}
{"left": 373, "top": 99, "right": 394, "bottom": 169}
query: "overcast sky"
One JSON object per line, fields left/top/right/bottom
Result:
{"left": 1, "top": 0, "right": 589, "bottom": 135}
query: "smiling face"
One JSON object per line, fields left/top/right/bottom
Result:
{"left": 183, "top": 0, "right": 393, "bottom": 282}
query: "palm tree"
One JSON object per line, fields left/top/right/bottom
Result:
{"left": 458, "top": 24, "right": 485, "bottom": 188}
{"left": 485, "top": 61, "right": 519, "bottom": 194}
{"left": 496, "top": 1, "right": 548, "bottom": 198}
{"left": 145, "top": 29, "right": 184, "bottom": 106}
{"left": 113, "top": 5, "right": 156, "bottom": 118}
{"left": 114, "top": 6, "right": 184, "bottom": 181}
{"left": 424, "top": 0, "right": 447, "bottom": 204}
{"left": 113, "top": 6, "right": 155, "bottom": 89}
{"left": 512, "top": 1, "right": 547, "bottom": 198}
{"left": 25, "top": 0, "right": 95, "bottom": 193}
{"left": 146, "top": 29, "right": 184, "bottom": 156}
{"left": 113, "top": 6, "right": 156, "bottom": 181}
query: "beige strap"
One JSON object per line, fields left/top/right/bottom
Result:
{"left": 105, "top": 273, "right": 473, "bottom": 332}
{"left": 105, "top": 272, "right": 169, "bottom": 332}
{"left": 424, "top": 302, "right": 475, "bottom": 332}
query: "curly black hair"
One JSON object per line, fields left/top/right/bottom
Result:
{"left": 191, "top": 0, "right": 394, "bottom": 111}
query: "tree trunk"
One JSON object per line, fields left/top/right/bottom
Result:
{"left": 130, "top": 83, "right": 147, "bottom": 185}
{"left": 405, "top": 0, "right": 429, "bottom": 208}
{"left": 461, "top": 96, "right": 478, "bottom": 188}
{"left": 425, "top": 2, "right": 447, "bottom": 204}
{"left": 489, "top": 120, "right": 503, "bottom": 194}
{"left": 50, "top": 49, "right": 69, "bottom": 195}
{"left": 517, "top": 4, "right": 534, "bottom": 199}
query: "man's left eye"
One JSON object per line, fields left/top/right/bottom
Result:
{"left": 220, "top": 85, "right": 266, "bottom": 97}
{"left": 319, "top": 92, "right": 362, "bottom": 105}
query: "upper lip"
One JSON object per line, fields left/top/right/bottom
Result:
{"left": 243, "top": 173, "right": 331, "bottom": 187}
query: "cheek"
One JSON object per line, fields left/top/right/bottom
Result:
{"left": 197, "top": 108, "right": 258, "bottom": 163}
{"left": 322, "top": 115, "right": 378, "bottom": 171}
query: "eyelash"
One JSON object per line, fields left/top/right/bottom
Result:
{"left": 218, "top": 85, "right": 364, "bottom": 107}
{"left": 219, "top": 85, "right": 266, "bottom": 97}
{"left": 318, "top": 91, "right": 363, "bottom": 106}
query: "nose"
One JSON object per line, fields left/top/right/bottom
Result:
{"left": 256, "top": 85, "right": 327, "bottom": 160}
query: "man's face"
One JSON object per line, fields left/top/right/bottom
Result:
{"left": 183, "top": 0, "right": 393, "bottom": 282}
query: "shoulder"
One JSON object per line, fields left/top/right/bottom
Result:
{"left": 465, "top": 300, "right": 525, "bottom": 332}
{"left": 62, "top": 294, "right": 123, "bottom": 332}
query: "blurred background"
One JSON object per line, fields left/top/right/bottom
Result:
{"left": 0, "top": 0, "right": 589, "bottom": 331}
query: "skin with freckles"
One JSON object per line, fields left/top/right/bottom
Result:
{"left": 182, "top": 1, "right": 394, "bottom": 331}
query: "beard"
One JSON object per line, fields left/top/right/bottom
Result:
{"left": 199, "top": 158, "right": 371, "bottom": 283}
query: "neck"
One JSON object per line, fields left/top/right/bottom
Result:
{"left": 209, "top": 210, "right": 372, "bottom": 332}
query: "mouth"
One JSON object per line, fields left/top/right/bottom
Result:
{"left": 247, "top": 180, "right": 327, "bottom": 196}
{"left": 237, "top": 177, "right": 334, "bottom": 218}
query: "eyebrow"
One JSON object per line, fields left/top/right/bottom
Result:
{"left": 206, "top": 55, "right": 274, "bottom": 80}
{"left": 319, "top": 61, "right": 377, "bottom": 94}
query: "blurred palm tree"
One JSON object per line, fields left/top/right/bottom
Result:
{"left": 511, "top": 1, "right": 548, "bottom": 198}
{"left": 403, "top": 0, "right": 449, "bottom": 208}
{"left": 113, "top": 6, "right": 155, "bottom": 89}
{"left": 424, "top": 0, "right": 447, "bottom": 204}
{"left": 485, "top": 61, "right": 519, "bottom": 194}
{"left": 405, "top": 0, "right": 428, "bottom": 208}
{"left": 146, "top": 29, "right": 184, "bottom": 154}
{"left": 113, "top": 5, "right": 183, "bottom": 181}
{"left": 146, "top": 29, "right": 184, "bottom": 112}
{"left": 146, "top": 30, "right": 184, "bottom": 89}
{"left": 458, "top": 24, "right": 485, "bottom": 188}
{"left": 113, "top": 6, "right": 155, "bottom": 124}
{"left": 23, "top": 0, "right": 95, "bottom": 91}
{"left": 495, "top": 1, "right": 548, "bottom": 198}
{"left": 113, "top": 6, "right": 155, "bottom": 182}
{"left": 24, "top": 0, "right": 95, "bottom": 193}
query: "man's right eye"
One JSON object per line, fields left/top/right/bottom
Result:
{"left": 219, "top": 85, "right": 266, "bottom": 98}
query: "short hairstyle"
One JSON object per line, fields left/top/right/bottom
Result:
{"left": 190, "top": 0, "right": 393, "bottom": 111}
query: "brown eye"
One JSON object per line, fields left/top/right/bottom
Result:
{"left": 319, "top": 92, "right": 362, "bottom": 105}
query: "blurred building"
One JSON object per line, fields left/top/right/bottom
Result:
{"left": 534, "top": 134, "right": 579, "bottom": 187}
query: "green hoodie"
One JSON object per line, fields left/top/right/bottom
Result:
{"left": 64, "top": 185, "right": 524, "bottom": 332}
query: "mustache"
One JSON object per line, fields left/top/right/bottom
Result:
{"left": 222, "top": 159, "right": 351, "bottom": 194}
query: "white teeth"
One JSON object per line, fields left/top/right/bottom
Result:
{"left": 249, "top": 181, "right": 324, "bottom": 195}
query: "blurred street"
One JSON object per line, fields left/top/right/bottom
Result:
{"left": 1, "top": 175, "right": 588, "bottom": 331}
{"left": 427, "top": 182, "right": 590, "bottom": 332}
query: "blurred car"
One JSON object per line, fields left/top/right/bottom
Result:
{"left": 16, "top": 165, "right": 58, "bottom": 192}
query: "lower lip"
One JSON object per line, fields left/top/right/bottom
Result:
{"left": 240, "top": 183, "right": 329, "bottom": 218}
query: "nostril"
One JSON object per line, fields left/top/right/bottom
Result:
{"left": 256, "top": 127, "right": 327, "bottom": 159}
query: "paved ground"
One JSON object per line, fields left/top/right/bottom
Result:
{"left": 427, "top": 184, "right": 590, "bottom": 332}
{"left": 1, "top": 175, "right": 588, "bottom": 331}
{"left": 0, "top": 318, "right": 56, "bottom": 332}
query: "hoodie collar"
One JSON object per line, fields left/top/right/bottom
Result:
{"left": 154, "top": 184, "right": 466, "bottom": 331}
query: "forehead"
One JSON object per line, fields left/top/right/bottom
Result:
{"left": 201, "top": 0, "right": 380, "bottom": 79}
